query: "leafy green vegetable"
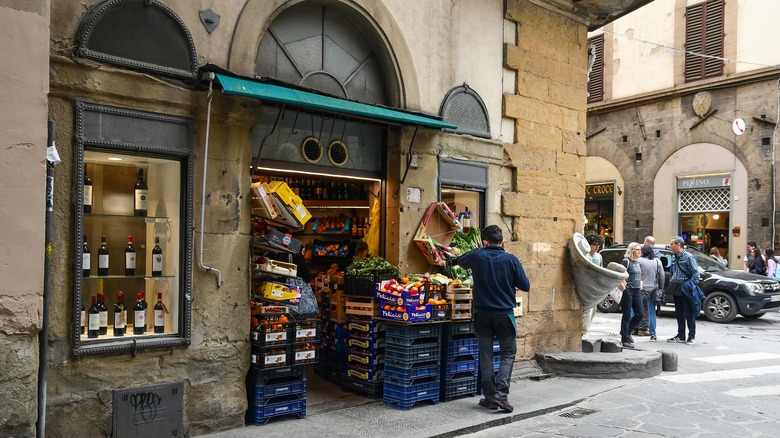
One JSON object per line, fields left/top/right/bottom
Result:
{"left": 346, "top": 255, "right": 400, "bottom": 277}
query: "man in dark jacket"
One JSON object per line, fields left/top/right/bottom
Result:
{"left": 668, "top": 236, "right": 699, "bottom": 345}
{"left": 448, "top": 225, "right": 530, "bottom": 413}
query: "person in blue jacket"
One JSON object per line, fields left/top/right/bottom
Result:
{"left": 667, "top": 236, "right": 700, "bottom": 345}
{"left": 447, "top": 225, "right": 530, "bottom": 413}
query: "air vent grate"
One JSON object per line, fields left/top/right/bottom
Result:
{"left": 559, "top": 407, "right": 598, "bottom": 419}
{"left": 328, "top": 140, "right": 349, "bottom": 167}
{"left": 301, "top": 136, "right": 323, "bottom": 163}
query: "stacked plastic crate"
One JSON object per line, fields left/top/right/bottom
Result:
{"left": 383, "top": 324, "right": 442, "bottom": 410}
{"left": 316, "top": 291, "right": 347, "bottom": 383}
{"left": 342, "top": 315, "right": 385, "bottom": 398}
{"left": 440, "top": 321, "right": 479, "bottom": 401}
{"left": 248, "top": 309, "right": 310, "bottom": 425}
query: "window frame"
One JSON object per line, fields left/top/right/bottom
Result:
{"left": 684, "top": 0, "right": 725, "bottom": 82}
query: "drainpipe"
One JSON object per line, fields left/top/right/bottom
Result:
{"left": 37, "top": 120, "right": 59, "bottom": 437}
{"left": 199, "top": 73, "right": 223, "bottom": 287}
{"left": 773, "top": 78, "right": 780, "bottom": 250}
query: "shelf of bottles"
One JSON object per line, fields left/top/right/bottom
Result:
{"left": 78, "top": 151, "right": 181, "bottom": 341}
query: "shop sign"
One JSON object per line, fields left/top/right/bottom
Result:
{"left": 585, "top": 183, "right": 614, "bottom": 199}
{"left": 677, "top": 175, "right": 730, "bottom": 190}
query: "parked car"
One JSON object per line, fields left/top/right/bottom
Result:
{"left": 596, "top": 245, "right": 780, "bottom": 323}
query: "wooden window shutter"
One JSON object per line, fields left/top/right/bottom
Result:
{"left": 587, "top": 34, "right": 604, "bottom": 103}
{"left": 685, "top": 0, "right": 724, "bottom": 82}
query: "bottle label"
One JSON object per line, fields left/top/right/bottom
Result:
{"left": 135, "top": 310, "right": 145, "bottom": 328}
{"left": 99, "top": 310, "right": 108, "bottom": 327}
{"left": 135, "top": 189, "right": 148, "bottom": 211}
{"left": 84, "top": 185, "right": 93, "bottom": 207}
{"left": 99, "top": 254, "right": 109, "bottom": 269}
{"left": 152, "top": 254, "right": 163, "bottom": 273}
{"left": 115, "top": 310, "right": 127, "bottom": 329}
{"left": 89, "top": 313, "right": 100, "bottom": 331}
{"left": 126, "top": 252, "right": 136, "bottom": 270}
{"left": 155, "top": 309, "right": 164, "bottom": 327}
{"left": 83, "top": 253, "right": 90, "bottom": 270}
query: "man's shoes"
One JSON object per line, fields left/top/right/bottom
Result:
{"left": 622, "top": 341, "right": 634, "bottom": 348}
{"left": 650, "top": 335, "right": 657, "bottom": 341}
{"left": 496, "top": 399, "right": 514, "bottom": 413}
{"left": 638, "top": 329, "right": 651, "bottom": 336}
{"left": 478, "top": 398, "right": 499, "bottom": 410}
{"left": 631, "top": 328, "right": 639, "bottom": 335}
{"left": 686, "top": 338, "right": 696, "bottom": 345}
{"left": 667, "top": 336, "right": 684, "bottom": 343}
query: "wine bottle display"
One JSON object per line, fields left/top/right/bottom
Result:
{"left": 133, "top": 291, "right": 145, "bottom": 335}
{"left": 83, "top": 164, "right": 92, "bottom": 213}
{"left": 152, "top": 236, "right": 163, "bottom": 276}
{"left": 125, "top": 235, "right": 136, "bottom": 276}
{"left": 97, "top": 293, "right": 108, "bottom": 335}
{"left": 98, "top": 235, "right": 109, "bottom": 276}
{"left": 82, "top": 234, "right": 90, "bottom": 277}
{"left": 113, "top": 291, "right": 126, "bottom": 336}
{"left": 154, "top": 292, "right": 164, "bottom": 333}
{"left": 81, "top": 303, "right": 86, "bottom": 335}
{"left": 88, "top": 296, "right": 100, "bottom": 338}
{"left": 134, "top": 168, "right": 148, "bottom": 217}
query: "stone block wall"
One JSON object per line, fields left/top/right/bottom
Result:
{"left": 503, "top": 0, "right": 589, "bottom": 358}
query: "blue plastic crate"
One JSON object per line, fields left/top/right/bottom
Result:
{"left": 385, "top": 324, "right": 441, "bottom": 343}
{"left": 346, "top": 364, "right": 384, "bottom": 382}
{"left": 441, "top": 375, "right": 478, "bottom": 402}
{"left": 385, "top": 342, "right": 440, "bottom": 366}
{"left": 347, "top": 335, "right": 385, "bottom": 352}
{"left": 250, "top": 365, "right": 306, "bottom": 385}
{"left": 290, "top": 319, "right": 319, "bottom": 342}
{"left": 444, "top": 338, "right": 478, "bottom": 361}
{"left": 494, "top": 355, "right": 500, "bottom": 372}
{"left": 443, "top": 359, "right": 478, "bottom": 379}
{"left": 251, "top": 375, "right": 307, "bottom": 400}
{"left": 493, "top": 340, "right": 500, "bottom": 352}
{"left": 347, "top": 351, "right": 384, "bottom": 369}
{"left": 346, "top": 317, "right": 385, "bottom": 334}
{"left": 384, "top": 362, "right": 439, "bottom": 381}
{"left": 251, "top": 397, "right": 306, "bottom": 425}
{"left": 383, "top": 378, "right": 440, "bottom": 410}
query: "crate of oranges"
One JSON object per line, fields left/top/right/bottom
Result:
{"left": 251, "top": 313, "right": 291, "bottom": 346}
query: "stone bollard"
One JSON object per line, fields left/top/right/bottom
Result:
{"left": 661, "top": 350, "right": 678, "bottom": 371}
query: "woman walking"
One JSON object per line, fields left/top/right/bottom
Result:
{"left": 748, "top": 246, "right": 766, "bottom": 275}
{"left": 619, "top": 242, "right": 644, "bottom": 348}
{"left": 637, "top": 245, "right": 665, "bottom": 341}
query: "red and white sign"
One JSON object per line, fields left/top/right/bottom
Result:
{"left": 732, "top": 118, "right": 746, "bottom": 136}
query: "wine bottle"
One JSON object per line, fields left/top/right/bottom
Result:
{"left": 98, "top": 235, "right": 109, "bottom": 276}
{"left": 133, "top": 291, "right": 145, "bottom": 335}
{"left": 125, "top": 235, "right": 136, "bottom": 276}
{"left": 88, "top": 295, "right": 100, "bottom": 338}
{"left": 97, "top": 293, "right": 108, "bottom": 335}
{"left": 113, "top": 291, "right": 126, "bottom": 336}
{"left": 152, "top": 236, "right": 163, "bottom": 277}
{"left": 83, "top": 164, "right": 92, "bottom": 214}
{"left": 154, "top": 292, "right": 165, "bottom": 333}
{"left": 134, "top": 168, "right": 148, "bottom": 217}
{"left": 82, "top": 234, "right": 90, "bottom": 277}
{"left": 80, "top": 302, "right": 86, "bottom": 335}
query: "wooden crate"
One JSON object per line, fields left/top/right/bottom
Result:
{"left": 345, "top": 296, "right": 380, "bottom": 318}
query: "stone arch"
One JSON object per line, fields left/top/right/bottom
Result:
{"left": 653, "top": 142, "right": 748, "bottom": 262}
{"left": 585, "top": 156, "right": 626, "bottom": 244}
{"left": 76, "top": 0, "right": 198, "bottom": 78}
{"left": 228, "top": 0, "right": 420, "bottom": 109}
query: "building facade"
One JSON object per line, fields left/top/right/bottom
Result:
{"left": 1, "top": 0, "right": 651, "bottom": 436}
{"left": 586, "top": 0, "right": 780, "bottom": 266}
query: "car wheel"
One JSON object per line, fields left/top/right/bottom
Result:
{"left": 702, "top": 291, "right": 738, "bottom": 323}
{"left": 741, "top": 313, "right": 765, "bottom": 320}
{"left": 597, "top": 295, "right": 620, "bottom": 313}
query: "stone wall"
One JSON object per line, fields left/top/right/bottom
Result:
{"left": 0, "top": 2, "right": 50, "bottom": 436}
{"left": 503, "top": 0, "right": 589, "bottom": 358}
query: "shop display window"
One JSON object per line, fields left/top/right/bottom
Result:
{"left": 73, "top": 102, "right": 194, "bottom": 356}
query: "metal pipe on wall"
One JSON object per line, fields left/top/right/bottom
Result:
{"left": 198, "top": 73, "right": 223, "bottom": 287}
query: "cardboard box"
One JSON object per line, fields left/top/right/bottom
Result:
{"left": 250, "top": 182, "right": 282, "bottom": 219}
{"left": 413, "top": 202, "right": 461, "bottom": 265}
{"left": 267, "top": 181, "right": 312, "bottom": 229}
{"left": 260, "top": 229, "right": 303, "bottom": 254}
{"left": 256, "top": 259, "right": 298, "bottom": 277}
{"left": 257, "top": 280, "right": 301, "bottom": 304}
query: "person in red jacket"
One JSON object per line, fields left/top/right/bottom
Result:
{"left": 447, "top": 225, "right": 530, "bottom": 413}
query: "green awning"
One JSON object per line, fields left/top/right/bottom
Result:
{"left": 214, "top": 73, "right": 456, "bottom": 130}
